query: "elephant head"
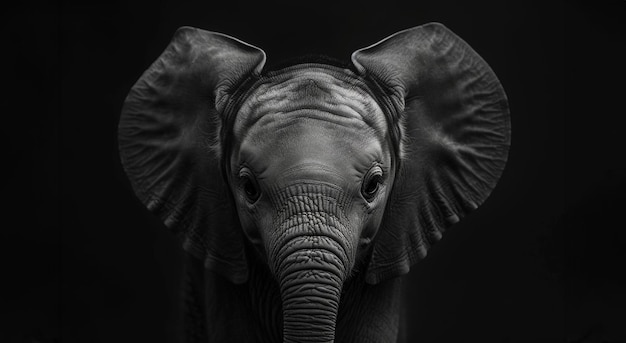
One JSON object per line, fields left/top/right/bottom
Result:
{"left": 119, "top": 23, "right": 509, "bottom": 343}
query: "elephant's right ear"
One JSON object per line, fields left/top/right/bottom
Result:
{"left": 118, "top": 27, "right": 266, "bottom": 284}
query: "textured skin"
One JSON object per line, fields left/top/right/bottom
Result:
{"left": 119, "top": 23, "right": 510, "bottom": 342}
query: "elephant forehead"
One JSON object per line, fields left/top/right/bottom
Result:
{"left": 238, "top": 115, "right": 387, "bottom": 181}
{"left": 233, "top": 67, "right": 388, "bottom": 140}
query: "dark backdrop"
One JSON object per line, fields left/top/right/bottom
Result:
{"left": 4, "top": 1, "right": 625, "bottom": 342}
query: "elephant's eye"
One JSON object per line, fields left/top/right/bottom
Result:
{"left": 362, "top": 166, "right": 383, "bottom": 201}
{"left": 239, "top": 168, "right": 260, "bottom": 203}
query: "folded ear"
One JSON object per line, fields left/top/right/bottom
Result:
{"left": 118, "top": 27, "right": 266, "bottom": 284}
{"left": 352, "top": 23, "right": 510, "bottom": 284}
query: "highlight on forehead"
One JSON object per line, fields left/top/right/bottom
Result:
{"left": 234, "top": 65, "right": 388, "bottom": 137}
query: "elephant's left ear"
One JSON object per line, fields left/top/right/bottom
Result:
{"left": 352, "top": 23, "right": 510, "bottom": 284}
{"left": 118, "top": 27, "right": 266, "bottom": 284}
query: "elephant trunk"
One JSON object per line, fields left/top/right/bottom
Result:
{"left": 271, "top": 226, "right": 355, "bottom": 343}
{"left": 280, "top": 246, "right": 346, "bottom": 342}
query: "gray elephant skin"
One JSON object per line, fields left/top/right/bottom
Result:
{"left": 118, "top": 22, "right": 510, "bottom": 343}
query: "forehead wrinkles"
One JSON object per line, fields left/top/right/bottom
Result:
{"left": 233, "top": 68, "right": 387, "bottom": 138}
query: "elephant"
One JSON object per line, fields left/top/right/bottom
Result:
{"left": 118, "top": 22, "right": 510, "bottom": 343}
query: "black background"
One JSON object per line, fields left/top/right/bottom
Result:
{"left": 4, "top": 0, "right": 625, "bottom": 342}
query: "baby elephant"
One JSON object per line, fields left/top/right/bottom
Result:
{"left": 119, "top": 22, "right": 510, "bottom": 343}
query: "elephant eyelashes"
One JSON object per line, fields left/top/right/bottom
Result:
{"left": 239, "top": 168, "right": 260, "bottom": 203}
{"left": 361, "top": 166, "right": 384, "bottom": 201}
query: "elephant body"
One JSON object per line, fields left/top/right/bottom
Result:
{"left": 183, "top": 249, "right": 404, "bottom": 343}
{"left": 119, "top": 23, "right": 510, "bottom": 342}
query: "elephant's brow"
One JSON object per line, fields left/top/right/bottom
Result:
{"left": 238, "top": 68, "right": 387, "bottom": 134}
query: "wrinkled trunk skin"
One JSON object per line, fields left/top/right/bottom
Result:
{"left": 266, "top": 185, "right": 357, "bottom": 343}
{"left": 279, "top": 246, "right": 345, "bottom": 343}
